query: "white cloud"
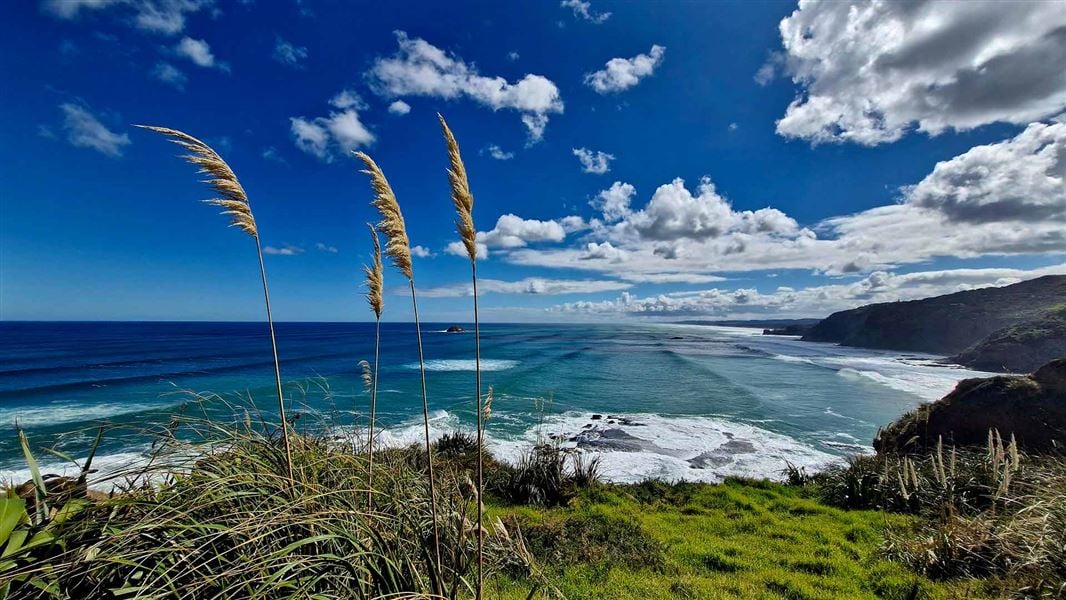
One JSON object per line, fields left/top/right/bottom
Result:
{"left": 500, "top": 120, "right": 1066, "bottom": 285}
{"left": 560, "top": 0, "right": 610, "bottom": 24}
{"left": 411, "top": 245, "right": 434, "bottom": 258}
{"left": 627, "top": 177, "right": 798, "bottom": 241}
{"left": 273, "top": 37, "right": 307, "bottom": 68}
{"left": 584, "top": 45, "right": 665, "bottom": 94}
{"left": 479, "top": 214, "right": 567, "bottom": 248}
{"left": 43, "top": 0, "right": 211, "bottom": 36}
{"left": 290, "top": 93, "right": 375, "bottom": 161}
{"left": 552, "top": 263, "right": 1066, "bottom": 319}
{"left": 581, "top": 241, "right": 627, "bottom": 263}
{"left": 42, "top": 0, "right": 121, "bottom": 19}
{"left": 422, "top": 277, "right": 630, "bottom": 298}
{"left": 507, "top": 51, "right": 520, "bottom": 61}
{"left": 151, "top": 61, "right": 186, "bottom": 89}
{"left": 774, "top": 1, "right": 1066, "bottom": 145}
{"left": 485, "top": 144, "right": 514, "bottom": 160}
{"left": 572, "top": 147, "right": 614, "bottom": 174}
{"left": 367, "top": 31, "right": 564, "bottom": 142}
{"left": 263, "top": 245, "right": 304, "bottom": 256}
{"left": 903, "top": 121, "right": 1066, "bottom": 223}
{"left": 388, "top": 100, "right": 411, "bottom": 115}
{"left": 591, "top": 181, "right": 636, "bottom": 222}
{"left": 59, "top": 103, "right": 130, "bottom": 157}
{"left": 329, "top": 89, "right": 366, "bottom": 110}
{"left": 446, "top": 240, "right": 488, "bottom": 259}
{"left": 315, "top": 242, "right": 338, "bottom": 254}
{"left": 174, "top": 36, "right": 226, "bottom": 70}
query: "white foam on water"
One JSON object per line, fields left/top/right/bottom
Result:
{"left": 404, "top": 359, "right": 519, "bottom": 372}
{"left": 0, "top": 450, "right": 161, "bottom": 491}
{"left": 1, "top": 401, "right": 174, "bottom": 427}
{"left": 693, "top": 325, "right": 997, "bottom": 402}
{"left": 485, "top": 411, "right": 839, "bottom": 484}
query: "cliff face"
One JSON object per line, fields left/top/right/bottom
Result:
{"left": 801, "top": 275, "right": 1066, "bottom": 360}
{"left": 874, "top": 358, "right": 1066, "bottom": 453}
{"left": 952, "top": 308, "right": 1066, "bottom": 373}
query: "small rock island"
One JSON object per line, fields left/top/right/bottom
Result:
{"left": 445, "top": 325, "right": 465, "bottom": 333}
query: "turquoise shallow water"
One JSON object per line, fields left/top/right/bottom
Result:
{"left": 0, "top": 321, "right": 995, "bottom": 484}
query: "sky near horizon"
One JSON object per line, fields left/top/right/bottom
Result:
{"left": 1, "top": 0, "right": 1065, "bottom": 323}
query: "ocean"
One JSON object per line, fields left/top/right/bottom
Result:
{"left": 0, "top": 321, "right": 996, "bottom": 486}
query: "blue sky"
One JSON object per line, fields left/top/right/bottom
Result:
{"left": 2, "top": 0, "right": 1064, "bottom": 322}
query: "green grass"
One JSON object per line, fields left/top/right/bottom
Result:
{"left": 485, "top": 478, "right": 985, "bottom": 600}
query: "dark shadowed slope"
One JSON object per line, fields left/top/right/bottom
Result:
{"left": 801, "top": 276, "right": 1066, "bottom": 370}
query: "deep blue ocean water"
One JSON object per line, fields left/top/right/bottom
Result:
{"left": 0, "top": 321, "right": 995, "bottom": 484}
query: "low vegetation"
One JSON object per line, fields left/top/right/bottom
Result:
{"left": 6, "top": 418, "right": 1063, "bottom": 599}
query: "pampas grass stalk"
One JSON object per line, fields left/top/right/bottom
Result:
{"left": 136, "top": 125, "right": 294, "bottom": 481}
{"left": 353, "top": 150, "right": 443, "bottom": 582}
{"left": 438, "top": 113, "right": 485, "bottom": 599}
{"left": 363, "top": 223, "right": 384, "bottom": 507}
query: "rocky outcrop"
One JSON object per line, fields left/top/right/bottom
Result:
{"left": 802, "top": 275, "right": 1066, "bottom": 360}
{"left": 874, "top": 359, "right": 1066, "bottom": 453}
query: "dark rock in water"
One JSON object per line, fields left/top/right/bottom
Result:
{"left": 591, "top": 414, "right": 602, "bottom": 420}
{"left": 575, "top": 427, "right": 646, "bottom": 452}
{"left": 688, "top": 439, "right": 758, "bottom": 469}
{"left": 671, "top": 336, "right": 684, "bottom": 340}
{"left": 875, "top": 358, "right": 1066, "bottom": 453}
{"left": 607, "top": 420, "right": 616, "bottom": 424}
{"left": 583, "top": 424, "right": 593, "bottom": 429}
{"left": 445, "top": 326, "right": 465, "bottom": 333}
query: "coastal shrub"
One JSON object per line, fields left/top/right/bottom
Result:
{"left": 813, "top": 434, "right": 1023, "bottom": 516}
{"left": 0, "top": 422, "right": 544, "bottom": 600}
{"left": 488, "top": 444, "right": 601, "bottom": 507}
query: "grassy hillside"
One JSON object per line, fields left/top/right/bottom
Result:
{"left": 9, "top": 423, "right": 1052, "bottom": 599}
{"left": 487, "top": 479, "right": 963, "bottom": 600}
{"left": 802, "top": 275, "right": 1066, "bottom": 358}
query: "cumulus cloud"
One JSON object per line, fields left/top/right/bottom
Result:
{"left": 43, "top": 0, "right": 211, "bottom": 35}
{"left": 367, "top": 31, "right": 564, "bottom": 141}
{"left": 387, "top": 100, "right": 411, "bottom": 115}
{"left": 445, "top": 240, "right": 488, "bottom": 259}
{"left": 290, "top": 93, "right": 375, "bottom": 161}
{"left": 584, "top": 45, "right": 665, "bottom": 94}
{"left": 485, "top": 144, "right": 514, "bottom": 160}
{"left": 59, "top": 103, "right": 130, "bottom": 157}
{"left": 273, "top": 37, "right": 307, "bottom": 68}
{"left": 151, "top": 62, "right": 186, "bottom": 89}
{"left": 329, "top": 89, "right": 365, "bottom": 110}
{"left": 411, "top": 245, "right": 434, "bottom": 258}
{"left": 174, "top": 36, "right": 226, "bottom": 70}
{"left": 560, "top": 0, "right": 610, "bottom": 24}
{"left": 572, "top": 147, "right": 614, "bottom": 174}
{"left": 591, "top": 181, "right": 636, "bottom": 222}
{"left": 479, "top": 214, "right": 567, "bottom": 248}
{"left": 903, "top": 121, "right": 1066, "bottom": 223}
{"left": 627, "top": 177, "right": 798, "bottom": 241}
{"left": 553, "top": 263, "right": 1066, "bottom": 319}
{"left": 773, "top": 1, "right": 1066, "bottom": 145}
{"left": 501, "top": 118, "right": 1066, "bottom": 285}
{"left": 421, "top": 277, "right": 630, "bottom": 298}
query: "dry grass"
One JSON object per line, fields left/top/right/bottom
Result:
{"left": 136, "top": 125, "right": 294, "bottom": 481}
{"left": 354, "top": 149, "right": 443, "bottom": 585}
